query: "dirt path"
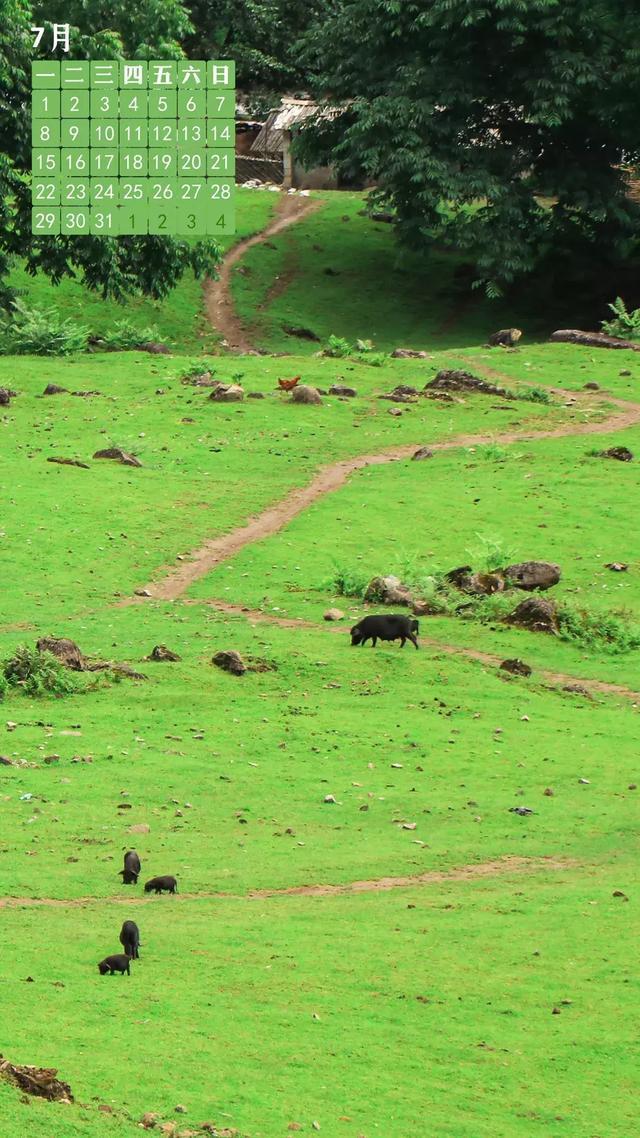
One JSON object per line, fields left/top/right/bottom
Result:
{"left": 203, "top": 193, "right": 318, "bottom": 351}
{"left": 136, "top": 387, "right": 640, "bottom": 602}
{"left": 178, "top": 598, "right": 640, "bottom": 702}
{"left": 0, "top": 856, "right": 572, "bottom": 911}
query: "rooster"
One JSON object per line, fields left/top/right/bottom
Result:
{"left": 277, "top": 374, "right": 301, "bottom": 393}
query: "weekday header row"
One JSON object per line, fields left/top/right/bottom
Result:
{"left": 32, "top": 61, "right": 236, "bottom": 90}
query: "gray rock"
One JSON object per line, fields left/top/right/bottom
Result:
{"left": 290, "top": 385, "right": 322, "bottom": 405}
{"left": 502, "top": 561, "right": 561, "bottom": 591}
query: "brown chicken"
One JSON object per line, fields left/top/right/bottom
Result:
{"left": 277, "top": 375, "right": 301, "bottom": 392}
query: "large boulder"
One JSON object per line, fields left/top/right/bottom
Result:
{"left": 212, "top": 650, "right": 247, "bottom": 675}
{"left": 93, "top": 447, "right": 142, "bottom": 467}
{"left": 36, "top": 636, "right": 85, "bottom": 670}
{"left": 505, "top": 597, "right": 559, "bottom": 634}
{"left": 209, "top": 383, "right": 244, "bottom": 402}
{"left": 391, "top": 348, "right": 431, "bottom": 359}
{"left": 488, "top": 328, "right": 522, "bottom": 347}
{"left": 599, "top": 446, "right": 634, "bottom": 462}
{"left": 329, "top": 384, "right": 357, "bottom": 397}
{"left": 445, "top": 566, "right": 504, "bottom": 595}
{"left": 425, "top": 370, "right": 511, "bottom": 398}
{"left": 364, "top": 575, "right": 412, "bottom": 605}
{"left": 290, "top": 385, "right": 322, "bottom": 405}
{"left": 502, "top": 561, "right": 561, "bottom": 591}
{"left": 549, "top": 329, "right": 640, "bottom": 352}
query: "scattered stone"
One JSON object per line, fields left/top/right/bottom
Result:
{"left": 391, "top": 348, "right": 430, "bottom": 359}
{"left": 43, "top": 383, "right": 68, "bottom": 395}
{"left": 329, "top": 384, "right": 357, "bottom": 397}
{"left": 543, "top": 787, "right": 554, "bottom": 796}
{"left": 290, "top": 384, "right": 322, "bottom": 405}
{"left": 135, "top": 587, "right": 152, "bottom": 597}
{"left": 324, "top": 794, "right": 338, "bottom": 804}
{"left": 129, "top": 823, "right": 150, "bottom": 834}
{"left": 112, "top": 663, "right": 147, "bottom": 680}
{"left": 503, "top": 561, "right": 561, "bottom": 591}
{"left": 505, "top": 597, "right": 559, "bottom": 634}
{"left": 43, "top": 755, "right": 60, "bottom": 764}
{"left": 212, "top": 650, "right": 247, "bottom": 676}
{"left": 209, "top": 383, "right": 244, "bottom": 402}
{"left": 181, "top": 372, "right": 217, "bottom": 387}
{"left": 0, "top": 388, "right": 11, "bottom": 405}
{"left": 551, "top": 1006, "right": 561, "bottom": 1015}
{"left": 562, "top": 683, "right": 593, "bottom": 698}
{"left": 509, "top": 806, "right": 535, "bottom": 816}
{"left": 370, "top": 210, "right": 395, "bottom": 223}
{"left": 549, "top": 329, "right": 640, "bottom": 352}
{"left": 147, "top": 645, "right": 181, "bottom": 662}
{"left": 445, "top": 566, "right": 504, "bottom": 595}
{"left": 599, "top": 446, "right": 633, "bottom": 462}
{"left": 500, "top": 658, "right": 532, "bottom": 677}
{"left": 364, "top": 574, "right": 412, "bottom": 605}
{"left": 425, "top": 370, "right": 511, "bottom": 397}
{"left": 612, "top": 890, "right": 629, "bottom": 901}
{"left": 487, "top": 328, "right": 522, "bottom": 347}
{"left": 620, "top": 369, "right": 632, "bottom": 376}
{"left": 605, "top": 562, "right": 628, "bottom": 572}
{"left": 0, "top": 1056, "right": 74, "bottom": 1103}
{"left": 0, "top": 756, "right": 13, "bottom": 766}
{"left": 387, "top": 406, "right": 403, "bottom": 416}
{"left": 583, "top": 382, "right": 600, "bottom": 390}
{"left": 283, "top": 324, "right": 321, "bottom": 342}
{"left": 412, "top": 447, "right": 434, "bottom": 461}
{"left": 174, "top": 1105, "right": 187, "bottom": 1114}
{"left": 47, "top": 456, "right": 89, "bottom": 469}
{"left": 138, "top": 341, "right": 171, "bottom": 355}
{"left": 140, "top": 1113, "right": 160, "bottom": 1130}
{"left": 247, "top": 391, "right": 265, "bottom": 399}
{"left": 411, "top": 598, "right": 441, "bottom": 616}
{"left": 36, "top": 636, "right": 85, "bottom": 670}
{"left": 323, "top": 608, "right": 344, "bottom": 622}
{"left": 379, "top": 385, "right": 418, "bottom": 402}
{"left": 93, "top": 447, "right": 142, "bottom": 467}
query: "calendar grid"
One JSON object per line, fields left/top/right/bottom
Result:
{"left": 31, "top": 59, "right": 236, "bottom": 236}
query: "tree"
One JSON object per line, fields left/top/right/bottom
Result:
{"left": 0, "top": 0, "right": 219, "bottom": 310}
{"left": 297, "top": 0, "right": 640, "bottom": 294}
{"left": 184, "top": 0, "right": 330, "bottom": 109}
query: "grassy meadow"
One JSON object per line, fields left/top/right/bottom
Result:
{"left": 1, "top": 187, "right": 639, "bottom": 1138}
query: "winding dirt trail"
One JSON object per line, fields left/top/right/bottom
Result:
{"left": 178, "top": 598, "right": 640, "bottom": 702}
{"left": 203, "top": 192, "right": 318, "bottom": 351}
{"left": 0, "top": 856, "right": 572, "bottom": 911}
{"left": 137, "top": 387, "right": 640, "bottom": 602}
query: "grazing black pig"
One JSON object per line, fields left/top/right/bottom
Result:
{"left": 119, "top": 920, "right": 140, "bottom": 959}
{"left": 350, "top": 614, "right": 419, "bottom": 649}
{"left": 98, "top": 954, "right": 131, "bottom": 976}
{"left": 118, "top": 849, "right": 141, "bottom": 885}
{"left": 144, "top": 875, "right": 178, "bottom": 894}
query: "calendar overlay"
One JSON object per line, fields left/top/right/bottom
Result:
{"left": 31, "top": 60, "right": 236, "bottom": 236}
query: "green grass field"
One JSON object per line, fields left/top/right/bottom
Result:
{"left": 1, "top": 189, "right": 638, "bottom": 1138}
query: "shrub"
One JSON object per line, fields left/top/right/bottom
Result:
{"left": 557, "top": 604, "right": 640, "bottom": 654}
{"left": 465, "top": 533, "right": 517, "bottom": 572}
{"left": 326, "top": 563, "right": 371, "bottom": 598}
{"left": 321, "top": 334, "right": 351, "bottom": 358}
{"left": 520, "top": 386, "right": 552, "bottom": 404}
{"left": 2, "top": 645, "right": 84, "bottom": 698}
{"left": 98, "top": 319, "right": 167, "bottom": 350}
{"left": 0, "top": 301, "right": 88, "bottom": 355}
{"left": 601, "top": 297, "right": 640, "bottom": 340}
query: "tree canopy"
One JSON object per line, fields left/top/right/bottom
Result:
{"left": 297, "top": 0, "right": 640, "bottom": 293}
{"left": 0, "top": 0, "right": 218, "bottom": 309}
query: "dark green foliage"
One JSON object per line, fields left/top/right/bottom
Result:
{"left": 601, "top": 297, "right": 640, "bottom": 340}
{"left": 298, "top": 0, "right": 640, "bottom": 294}
{"left": 0, "top": 0, "right": 221, "bottom": 308}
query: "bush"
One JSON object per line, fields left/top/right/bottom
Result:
{"left": 0, "top": 301, "right": 89, "bottom": 355}
{"left": 465, "top": 533, "right": 517, "bottom": 572}
{"left": 2, "top": 645, "right": 85, "bottom": 698}
{"left": 321, "top": 334, "right": 351, "bottom": 358}
{"left": 320, "top": 335, "right": 387, "bottom": 366}
{"left": 557, "top": 604, "right": 640, "bottom": 654}
{"left": 97, "top": 319, "right": 167, "bottom": 350}
{"left": 601, "top": 297, "right": 640, "bottom": 341}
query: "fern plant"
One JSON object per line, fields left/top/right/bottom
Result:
{"left": 601, "top": 297, "right": 640, "bottom": 340}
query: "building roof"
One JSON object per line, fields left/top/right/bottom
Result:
{"left": 250, "top": 98, "right": 343, "bottom": 155}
